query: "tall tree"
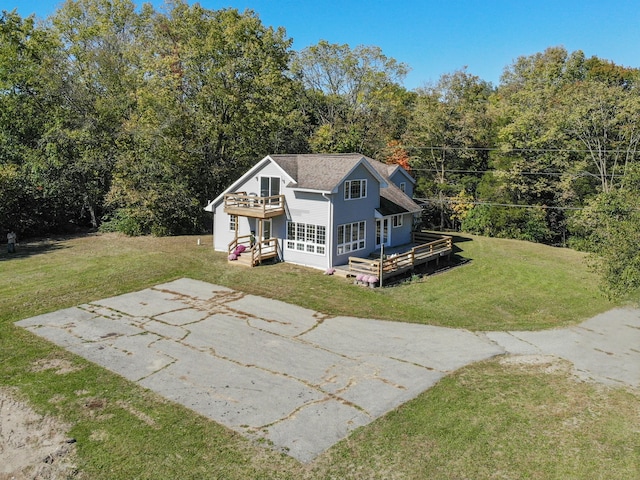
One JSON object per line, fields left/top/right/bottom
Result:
{"left": 49, "top": 0, "right": 147, "bottom": 228}
{"left": 104, "top": 1, "right": 305, "bottom": 235}
{"left": 292, "top": 40, "right": 412, "bottom": 156}
{"left": 404, "top": 68, "right": 494, "bottom": 229}
{"left": 0, "top": 10, "right": 65, "bottom": 234}
{"left": 478, "top": 47, "right": 640, "bottom": 243}
{"left": 573, "top": 164, "right": 640, "bottom": 298}
{"left": 561, "top": 81, "right": 640, "bottom": 193}
{"left": 491, "top": 47, "right": 585, "bottom": 209}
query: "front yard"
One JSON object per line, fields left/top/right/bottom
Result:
{"left": 1, "top": 232, "right": 637, "bottom": 479}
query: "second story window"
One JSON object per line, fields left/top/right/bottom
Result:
{"left": 344, "top": 179, "right": 367, "bottom": 200}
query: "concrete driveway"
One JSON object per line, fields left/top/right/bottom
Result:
{"left": 16, "top": 278, "right": 640, "bottom": 462}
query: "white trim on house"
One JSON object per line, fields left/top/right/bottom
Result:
{"left": 344, "top": 179, "right": 367, "bottom": 200}
{"left": 286, "top": 221, "right": 327, "bottom": 255}
{"left": 290, "top": 187, "right": 332, "bottom": 194}
{"left": 330, "top": 157, "right": 388, "bottom": 194}
{"left": 337, "top": 221, "right": 366, "bottom": 254}
{"left": 204, "top": 155, "right": 294, "bottom": 212}
{"left": 388, "top": 164, "right": 416, "bottom": 185}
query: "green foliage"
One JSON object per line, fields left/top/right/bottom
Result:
{"left": 404, "top": 69, "right": 494, "bottom": 229}
{"left": 0, "top": 164, "right": 26, "bottom": 232}
{"left": 0, "top": 1, "right": 312, "bottom": 237}
{"left": 293, "top": 40, "right": 412, "bottom": 157}
{"left": 99, "top": 209, "right": 145, "bottom": 236}
{"left": 2, "top": 0, "right": 640, "bottom": 287}
{"left": 461, "top": 204, "right": 552, "bottom": 243}
{"left": 570, "top": 165, "right": 640, "bottom": 298}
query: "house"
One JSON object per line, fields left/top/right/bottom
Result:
{"left": 204, "top": 153, "right": 422, "bottom": 270}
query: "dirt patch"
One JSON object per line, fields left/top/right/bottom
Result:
{"left": 31, "top": 358, "right": 82, "bottom": 375}
{"left": 0, "top": 387, "right": 80, "bottom": 480}
{"left": 499, "top": 354, "right": 573, "bottom": 376}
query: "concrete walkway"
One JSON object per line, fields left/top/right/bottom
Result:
{"left": 16, "top": 278, "right": 640, "bottom": 462}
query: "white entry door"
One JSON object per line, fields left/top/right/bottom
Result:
{"left": 261, "top": 219, "right": 276, "bottom": 255}
{"left": 262, "top": 219, "right": 272, "bottom": 241}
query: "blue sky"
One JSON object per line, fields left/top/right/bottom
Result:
{"left": 8, "top": 0, "right": 640, "bottom": 89}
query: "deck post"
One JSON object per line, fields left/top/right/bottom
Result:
{"left": 379, "top": 243, "right": 384, "bottom": 288}
{"left": 234, "top": 222, "right": 238, "bottom": 253}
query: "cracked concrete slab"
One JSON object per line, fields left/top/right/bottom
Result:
{"left": 15, "top": 278, "right": 639, "bottom": 462}
{"left": 487, "top": 308, "right": 640, "bottom": 388}
{"left": 15, "top": 278, "right": 501, "bottom": 461}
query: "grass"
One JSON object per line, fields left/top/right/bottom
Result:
{"left": 1, "top": 232, "right": 638, "bottom": 479}
{"left": 309, "top": 358, "right": 640, "bottom": 480}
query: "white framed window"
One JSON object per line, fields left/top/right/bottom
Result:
{"left": 286, "top": 222, "right": 326, "bottom": 255}
{"left": 344, "top": 179, "right": 367, "bottom": 200}
{"left": 229, "top": 214, "right": 236, "bottom": 231}
{"left": 392, "top": 214, "right": 403, "bottom": 228}
{"left": 337, "top": 221, "right": 366, "bottom": 254}
{"left": 399, "top": 182, "right": 406, "bottom": 193}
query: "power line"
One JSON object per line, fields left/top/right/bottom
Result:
{"left": 415, "top": 198, "right": 584, "bottom": 211}
{"left": 405, "top": 167, "right": 629, "bottom": 180}
{"left": 408, "top": 168, "right": 620, "bottom": 177}
{"left": 416, "top": 197, "right": 640, "bottom": 212}
{"left": 402, "top": 144, "right": 636, "bottom": 155}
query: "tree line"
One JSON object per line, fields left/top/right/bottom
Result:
{"left": 2, "top": 0, "right": 639, "bottom": 294}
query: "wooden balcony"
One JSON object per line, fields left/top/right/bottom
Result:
{"left": 223, "top": 192, "right": 285, "bottom": 219}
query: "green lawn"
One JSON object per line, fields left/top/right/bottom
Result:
{"left": 1, "top": 232, "right": 638, "bottom": 479}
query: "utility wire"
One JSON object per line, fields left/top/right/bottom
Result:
{"left": 416, "top": 197, "right": 640, "bottom": 212}
{"left": 415, "top": 198, "right": 584, "bottom": 211}
{"left": 402, "top": 144, "right": 635, "bottom": 154}
{"left": 408, "top": 168, "right": 623, "bottom": 177}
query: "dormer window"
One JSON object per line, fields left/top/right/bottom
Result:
{"left": 399, "top": 182, "right": 406, "bottom": 193}
{"left": 344, "top": 179, "right": 367, "bottom": 200}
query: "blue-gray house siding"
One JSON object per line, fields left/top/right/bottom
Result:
{"left": 204, "top": 153, "right": 421, "bottom": 270}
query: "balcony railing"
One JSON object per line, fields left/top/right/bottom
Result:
{"left": 223, "top": 192, "right": 285, "bottom": 219}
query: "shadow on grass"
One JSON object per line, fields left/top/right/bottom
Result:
{"left": 0, "top": 236, "right": 75, "bottom": 262}
{"left": 382, "top": 254, "right": 472, "bottom": 288}
{"left": 449, "top": 234, "right": 473, "bottom": 257}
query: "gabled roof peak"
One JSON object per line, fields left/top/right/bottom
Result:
{"left": 268, "top": 153, "right": 383, "bottom": 192}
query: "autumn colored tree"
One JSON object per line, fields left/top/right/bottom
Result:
{"left": 383, "top": 140, "right": 411, "bottom": 172}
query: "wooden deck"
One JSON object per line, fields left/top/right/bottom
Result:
{"left": 347, "top": 232, "right": 453, "bottom": 285}
{"left": 223, "top": 192, "right": 285, "bottom": 219}
{"left": 225, "top": 229, "right": 452, "bottom": 277}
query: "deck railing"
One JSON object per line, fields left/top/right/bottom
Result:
{"left": 348, "top": 257, "right": 382, "bottom": 277}
{"left": 348, "top": 233, "right": 453, "bottom": 283}
{"left": 228, "top": 235, "right": 280, "bottom": 267}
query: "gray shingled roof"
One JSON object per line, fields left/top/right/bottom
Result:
{"left": 269, "top": 153, "right": 421, "bottom": 214}
{"left": 367, "top": 157, "right": 421, "bottom": 215}
{"left": 270, "top": 153, "right": 369, "bottom": 191}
